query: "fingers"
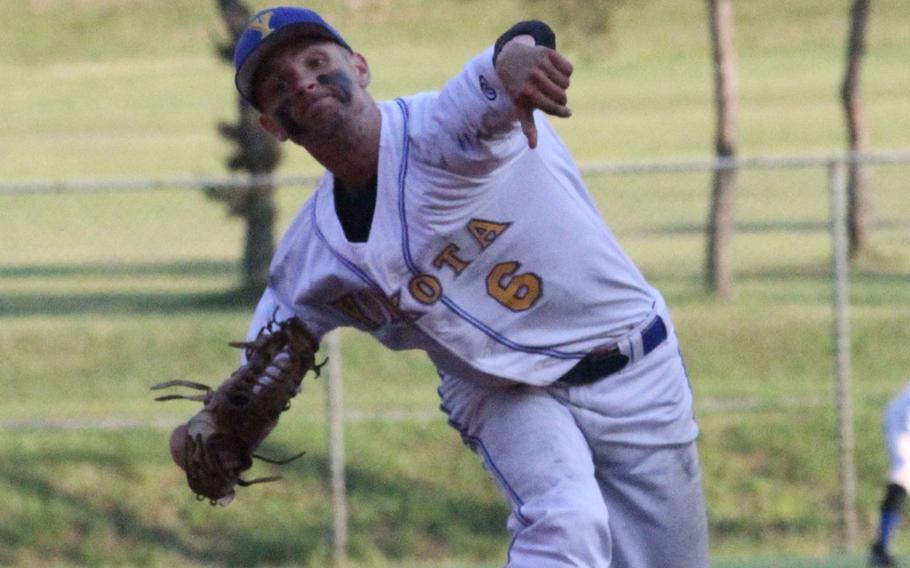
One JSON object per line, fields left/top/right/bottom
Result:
{"left": 496, "top": 41, "right": 575, "bottom": 140}
{"left": 511, "top": 48, "right": 573, "bottom": 120}
{"left": 539, "top": 51, "right": 573, "bottom": 116}
{"left": 540, "top": 51, "right": 573, "bottom": 91}
{"left": 548, "top": 50, "right": 574, "bottom": 78}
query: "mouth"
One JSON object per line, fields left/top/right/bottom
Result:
{"left": 307, "top": 93, "right": 336, "bottom": 110}
{"left": 274, "top": 92, "right": 343, "bottom": 140}
{"left": 300, "top": 94, "right": 342, "bottom": 124}
{"left": 281, "top": 93, "right": 332, "bottom": 119}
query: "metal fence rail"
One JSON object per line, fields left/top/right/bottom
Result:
{"left": 3, "top": 150, "right": 909, "bottom": 195}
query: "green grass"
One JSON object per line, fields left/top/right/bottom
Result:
{"left": 2, "top": 0, "right": 910, "bottom": 566}
{"left": 3, "top": 169, "right": 909, "bottom": 566}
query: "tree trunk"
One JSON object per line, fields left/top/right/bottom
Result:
{"left": 214, "top": 0, "right": 281, "bottom": 294}
{"left": 841, "top": 0, "right": 873, "bottom": 260}
{"left": 706, "top": 0, "right": 738, "bottom": 299}
{"left": 232, "top": 97, "right": 278, "bottom": 294}
{"left": 242, "top": 180, "right": 277, "bottom": 291}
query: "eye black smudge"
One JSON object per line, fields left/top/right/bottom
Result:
{"left": 274, "top": 101, "right": 308, "bottom": 139}
{"left": 317, "top": 70, "right": 353, "bottom": 104}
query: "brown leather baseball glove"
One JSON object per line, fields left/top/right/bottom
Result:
{"left": 152, "top": 315, "right": 321, "bottom": 506}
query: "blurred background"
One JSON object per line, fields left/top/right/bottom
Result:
{"left": 1, "top": 0, "right": 909, "bottom": 566}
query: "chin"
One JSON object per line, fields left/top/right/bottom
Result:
{"left": 306, "top": 111, "right": 349, "bottom": 139}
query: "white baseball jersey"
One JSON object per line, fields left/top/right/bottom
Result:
{"left": 244, "top": 45, "right": 700, "bottom": 450}
{"left": 248, "top": 46, "right": 661, "bottom": 384}
{"left": 885, "top": 379, "right": 910, "bottom": 489}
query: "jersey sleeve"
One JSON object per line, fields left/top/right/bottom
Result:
{"left": 245, "top": 288, "right": 295, "bottom": 340}
{"left": 421, "top": 47, "right": 528, "bottom": 177}
{"left": 241, "top": 286, "right": 335, "bottom": 364}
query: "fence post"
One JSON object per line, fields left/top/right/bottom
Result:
{"left": 829, "top": 159, "right": 858, "bottom": 551}
{"left": 325, "top": 330, "right": 348, "bottom": 567}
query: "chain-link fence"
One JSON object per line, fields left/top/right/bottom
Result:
{"left": 2, "top": 151, "right": 909, "bottom": 561}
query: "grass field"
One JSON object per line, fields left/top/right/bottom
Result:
{"left": 3, "top": 0, "right": 910, "bottom": 566}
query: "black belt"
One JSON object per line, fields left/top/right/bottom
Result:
{"left": 557, "top": 316, "right": 668, "bottom": 387}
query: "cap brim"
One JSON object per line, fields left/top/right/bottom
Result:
{"left": 235, "top": 24, "right": 351, "bottom": 107}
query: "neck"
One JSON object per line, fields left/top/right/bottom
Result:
{"left": 305, "top": 100, "right": 382, "bottom": 192}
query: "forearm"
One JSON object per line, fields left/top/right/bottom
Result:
{"left": 425, "top": 20, "right": 572, "bottom": 174}
{"left": 243, "top": 287, "right": 330, "bottom": 362}
{"left": 492, "top": 20, "right": 573, "bottom": 148}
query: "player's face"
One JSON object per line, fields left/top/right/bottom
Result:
{"left": 253, "top": 40, "right": 369, "bottom": 142}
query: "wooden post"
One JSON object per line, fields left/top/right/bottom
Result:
{"left": 830, "top": 160, "right": 858, "bottom": 551}
{"left": 841, "top": 0, "right": 873, "bottom": 259}
{"left": 325, "top": 331, "right": 348, "bottom": 567}
{"left": 705, "top": 0, "right": 739, "bottom": 298}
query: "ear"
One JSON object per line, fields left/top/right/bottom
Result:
{"left": 258, "top": 114, "right": 288, "bottom": 142}
{"left": 352, "top": 52, "right": 371, "bottom": 89}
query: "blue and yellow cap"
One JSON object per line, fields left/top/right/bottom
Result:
{"left": 234, "top": 6, "right": 351, "bottom": 107}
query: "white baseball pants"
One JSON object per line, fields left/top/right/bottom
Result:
{"left": 438, "top": 329, "right": 709, "bottom": 567}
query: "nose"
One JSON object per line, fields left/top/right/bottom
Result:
{"left": 291, "top": 70, "right": 319, "bottom": 98}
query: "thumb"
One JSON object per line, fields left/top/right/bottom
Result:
{"left": 519, "top": 108, "right": 538, "bottom": 149}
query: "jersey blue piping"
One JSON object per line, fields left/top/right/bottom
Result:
{"left": 394, "top": 98, "right": 585, "bottom": 360}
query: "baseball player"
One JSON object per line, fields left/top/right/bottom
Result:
{"left": 231, "top": 6, "right": 709, "bottom": 566}
{"left": 871, "top": 379, "right": 910, "bottom": 567}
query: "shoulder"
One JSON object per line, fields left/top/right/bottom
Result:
{"left": 403, "top": 92, "right": 442, "bottom": 142}
{"left": 379, "top": 93, "right": 439, "bottom": 133}
{"left": 379, "top": 93, "right": 449, "bottom": 166}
